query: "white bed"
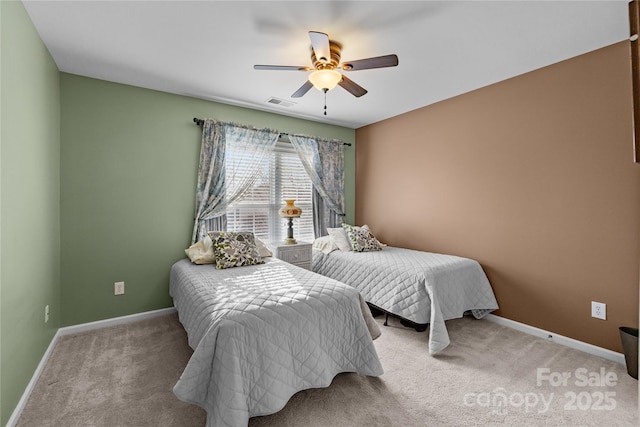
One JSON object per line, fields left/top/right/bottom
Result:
{"left": 312, "top": 246, "right": 499, "bottom": 354}
{"left": 169, "top": 257, "right": 383, "bottom": 427}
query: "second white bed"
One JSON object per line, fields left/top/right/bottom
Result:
{"left": 312, "top": 246, "right": 499, "bottom": 354}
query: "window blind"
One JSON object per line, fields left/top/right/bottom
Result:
{"left": 226, "top": 141, "right": 314, "bottom": 243}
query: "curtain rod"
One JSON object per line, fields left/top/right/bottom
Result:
{"left": 192, "top": 118, "right": 351, "bottom": 146}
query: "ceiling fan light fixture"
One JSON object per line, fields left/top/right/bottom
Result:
{"left": 309, "top": 69, "right": 342, "bottom": 91}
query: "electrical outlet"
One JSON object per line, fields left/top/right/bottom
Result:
{"left": 114, "top": 281, "right": 125, "bottom": 295}
{"left": 44, "top": 305, "right": 50, "bottom": 323}
{"left": 591, "top": 301, "right": 606, "bottom": 320}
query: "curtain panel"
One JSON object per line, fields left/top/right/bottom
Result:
{"left": 289, "top": 134, "right": 345, "bottom": 237}
{"left": 192, "top": 119, "right": 279, "bottom": 243}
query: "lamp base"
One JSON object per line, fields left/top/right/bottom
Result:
{"left": 283, "top": 237, "right": 298, "bottom": 245}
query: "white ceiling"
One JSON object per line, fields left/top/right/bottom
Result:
{"left": 23, "top": 1, "right": 630, "bottom": 129}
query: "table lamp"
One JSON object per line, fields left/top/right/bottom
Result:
{"left": 278, "top": 199, "right": 302, "bottom": 244}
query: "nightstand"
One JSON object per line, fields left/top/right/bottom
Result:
{"left": 271, "top": 241, "right": 312, "bottom": 270}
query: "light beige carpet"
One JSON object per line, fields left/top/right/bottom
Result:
{"left": 16, "top": 313, "right": 638, "bottom": 426}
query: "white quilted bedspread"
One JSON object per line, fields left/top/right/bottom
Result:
{"left": 169, "top": 258, "right": 383, "bottom": 427}
{"left": 312, "top": 247, "right": 499, "bottom": 354}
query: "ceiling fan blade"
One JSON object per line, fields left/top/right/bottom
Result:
{"left": 291, "top": 80, "right": 314, "bottom": 98}
{"left": 341, "top": 54, "right": 399, "bottom": 71}
{"left": 254, "top": 65, "right": 310, "bottom": 71}
{"left": 338, "top": 75, "right": 368, "bottom": 98}
{"left": 309, "top": 31, "right": 331, "bottom": 63}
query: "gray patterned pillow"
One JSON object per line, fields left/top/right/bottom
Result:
{"left": 342, "top": 224, "right": 382, "bottom": 252}
{"left": 207, "top": 231, "right": 264, "bottom": 269}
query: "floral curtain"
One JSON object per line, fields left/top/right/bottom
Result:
{"left": 192, "top": 119, "right": 279, "bottom": 243}
{"left": 289, "top": 134, "right": 345, "bottom": 237}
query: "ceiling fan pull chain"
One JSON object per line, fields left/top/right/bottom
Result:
{"left": 323, "top": 88, "right": 328, "bottom": 116}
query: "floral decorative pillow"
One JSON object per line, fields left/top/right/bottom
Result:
{"left": 342, "top": 223, "right": 382, "bottom": 252}
{"left": 207, "top": 231, "right": 264, "bottom": 269}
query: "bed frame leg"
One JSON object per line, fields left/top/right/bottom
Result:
{"left": 384, "top": 313, "right": 389, "bottom": 326}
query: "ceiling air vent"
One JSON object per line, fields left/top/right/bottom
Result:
{"left": 266, "top": 97, "right": 296, "bottom": 108}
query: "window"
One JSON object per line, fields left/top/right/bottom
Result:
{"left": 226, "top": 140, "right": 314, "bottom": 243}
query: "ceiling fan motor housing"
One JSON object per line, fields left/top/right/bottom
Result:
{"left": 312, "top": 40, "right": 342, "bottom": 70}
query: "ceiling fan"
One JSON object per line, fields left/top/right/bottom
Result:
{"left": 254, "top": 31, "right": 399, "bottom": 100}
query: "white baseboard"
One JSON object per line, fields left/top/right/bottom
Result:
{"left": 484, "top": 314, "right": 625, "bottom": 365}
{"left": 6, "top": 307, "right": 177, "bottom": 427}
{"left": 6, "top": 328, "right": 62, "bottom": 427}
{"left": 58, "top": 307, "right": 176, "bottom": 336}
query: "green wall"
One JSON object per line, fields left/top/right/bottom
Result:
{"left": 60, "top": 73, "right": 356, "bottom": 326}
{"left": 0, "top": 5, "right": 354, "bottom": 420}
{"left": 1, "top": 1, "right": 61, "bottom": 424}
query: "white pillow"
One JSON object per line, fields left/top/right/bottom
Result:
{"left": 312, "top": 235, "right": 339, "bottom": 254}
{"left": 327, "top": 227, "right": 351, "bottom": 251}
{"left": 185, "top": 235, "right": 216, "bottom": 264}
{"left": 254, "top": 237, "right": 273, "bottom": 257}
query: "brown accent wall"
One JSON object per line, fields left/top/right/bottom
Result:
{"left": 355, "top": 41, "right": 639, "bottom": 352}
